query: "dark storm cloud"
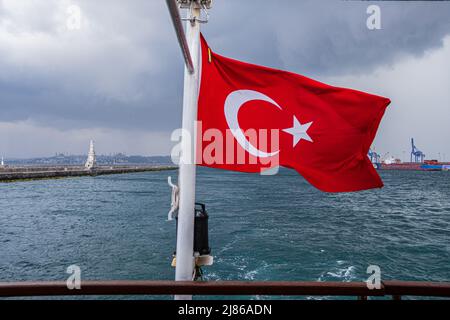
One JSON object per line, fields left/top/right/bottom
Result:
{"left": 205, "top": 1, "right": 450, "bottom": 76}
{"left": 0, "top": 72, "right": 183, "bottom": 131}
{"left": 0, "top": 0, "right": 449, "bottom": 157}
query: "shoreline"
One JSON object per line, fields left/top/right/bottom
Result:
{"left": 0, "top": 165, "right": 178, "bottom": 182}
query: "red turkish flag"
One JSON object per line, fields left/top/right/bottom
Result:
{"left": 196, "top": 34, "right": 390, "bottom": 192}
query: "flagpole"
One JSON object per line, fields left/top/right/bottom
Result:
{"left": 166, "top": 0, "right": 202, "bottom": 300}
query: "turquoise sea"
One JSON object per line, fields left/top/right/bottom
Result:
{"left": 1, "top": 167, "right": 449, "bottom": 299}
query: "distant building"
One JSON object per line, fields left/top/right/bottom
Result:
{"left": 85, "top": 140, "right": 96, "bottom": 169}
{"left": 1, "top": 157, "right": 4, "bottom": 167}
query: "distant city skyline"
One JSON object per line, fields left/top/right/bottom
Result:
{"left": 1, "top": 1, "right": 449, "bottom": 161}
{"left": 4, "top": 152, "right": 172, "bottom": 166}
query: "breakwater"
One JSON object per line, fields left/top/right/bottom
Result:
{"left": 0, "top": 165, "right": 177, "bottom": 182}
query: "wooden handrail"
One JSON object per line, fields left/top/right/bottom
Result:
{"left": 0, "top": 280, "right": 449, "bottom": 298}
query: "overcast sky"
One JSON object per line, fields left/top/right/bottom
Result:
{"left": 0, "top": 0, "right": 449, "bottom": 161}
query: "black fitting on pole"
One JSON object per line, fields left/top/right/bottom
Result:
{"left": 175, "top": 203, "right": 211, "bottom": 256}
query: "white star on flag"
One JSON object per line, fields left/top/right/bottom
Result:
{"left": 283, "top": 116, "right": 313, "bottom": 147}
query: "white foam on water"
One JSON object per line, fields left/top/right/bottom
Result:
{"left": 308, "top": 263, "right": 357, "bottom": 300}
{"left": 234, "top": 259, "right": 270, "bottom": 281}
{"left": 243, "top": 269, "right": 258, "bottom": 280}
{"left": 318, "top": 262, "right": 357, "bottom": 282}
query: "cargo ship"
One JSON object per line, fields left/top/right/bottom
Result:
{"left": 379, "top": 159, "right": 450, "bottom": 171}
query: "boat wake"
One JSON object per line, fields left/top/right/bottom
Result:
{"left": 317, "top": 261, "right": 357, "bottom": 282}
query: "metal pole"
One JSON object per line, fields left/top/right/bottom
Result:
{"left": 165, "top": 0, "right": 195, "bottom": 74}
{"left": 174, "top": 1, "right": 201, "bottom": 300}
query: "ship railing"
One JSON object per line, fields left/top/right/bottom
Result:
{"left": 0, "top": 280, "right": 449, "bottom": 300}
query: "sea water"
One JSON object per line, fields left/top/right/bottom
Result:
{"left": 1, "top": 167, "right": 449, "bottom": 299}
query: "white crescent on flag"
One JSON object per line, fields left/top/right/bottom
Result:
{"left": 224, "top": 89, "right": 314, "bottom": 158}
{"left": 224, "top": 90, "right": 282, "bottom": 158}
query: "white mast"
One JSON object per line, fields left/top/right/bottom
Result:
{"left": 166, "top": 0, "right": 209, "bottom": 300}
{"left": 176, "top": 1, "right": 200, "bottom": 287}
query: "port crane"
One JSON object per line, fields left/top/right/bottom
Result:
{"left": 368, "top": 149, "right": 381, "bottom": 163}
{"left": 410, "top": 138, "right": 425, "bottom": 163}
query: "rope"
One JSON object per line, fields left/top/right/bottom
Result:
{"left": 167, "top": 176, "right": 179, "bottom": 221}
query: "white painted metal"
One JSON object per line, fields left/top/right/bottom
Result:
{"left": 178, "top": 0, "right": 212, "bottom": 9}
{"left": 174, "top": 2, "right": 201, "bottom": 300}
{"left": 85, "top": 140, "right": 96, "bottom": 169}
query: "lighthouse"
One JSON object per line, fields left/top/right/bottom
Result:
{"left": 85, "top": 140, "right": 96, "bottom": 170}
